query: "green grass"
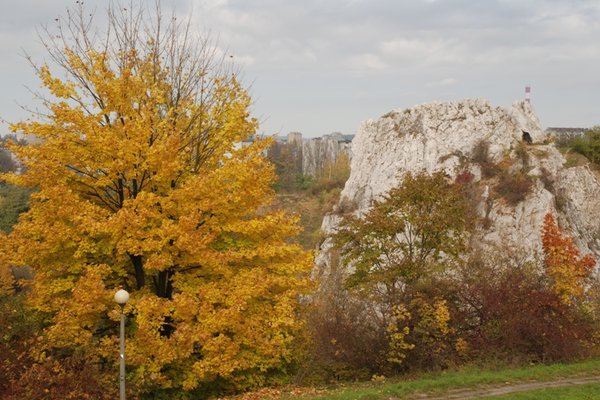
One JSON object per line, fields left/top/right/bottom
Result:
{"left": 487, "top": 383, "right": 600, "bottom": 399}
{"left": 274, "top": 359, "right": 600, "bottom": 400}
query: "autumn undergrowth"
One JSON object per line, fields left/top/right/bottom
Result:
{"left": 228, "top": 358, "right": 600, "bottom": 400}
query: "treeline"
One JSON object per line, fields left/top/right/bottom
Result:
{"left": 556, "top": 126, "right": 600, "bottom": 165}
{"left": 0, "top": 136, "right": 32, "bottom": 233}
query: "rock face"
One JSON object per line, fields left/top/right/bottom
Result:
{"left": 315, "top": 99, "right": 600, "bottom": 281}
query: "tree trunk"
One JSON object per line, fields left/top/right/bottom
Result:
{"left": 128, "top": 253, "right": 146, "bottom": 289}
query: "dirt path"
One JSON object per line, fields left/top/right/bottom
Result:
{"left": 407, "top": 375, "right": 600, "bottom": 399}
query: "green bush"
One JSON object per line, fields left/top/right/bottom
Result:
{"left": 0, "top": 184, "right": 32, "bottom": 232}
{"left": 559, "top": 126, "right": 600, "bottom": 167}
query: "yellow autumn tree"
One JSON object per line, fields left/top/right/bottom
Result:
{"left": 1, "top": 3, "right": 311, "bottom": 396}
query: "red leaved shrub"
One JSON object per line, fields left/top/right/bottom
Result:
{"left": 459, "top": 261, "right": 597, "bottom": 362}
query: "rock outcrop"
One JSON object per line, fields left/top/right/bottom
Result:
{"left": 315, "top": 99, "right": 600, "bottom": 281}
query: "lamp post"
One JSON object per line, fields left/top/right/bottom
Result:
{"left": 114, "top": 289, "right": 129, "bottom": 400}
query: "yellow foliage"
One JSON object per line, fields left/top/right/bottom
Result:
{"left": 386, "top": 305, "right": 415, "bottom": 365}
{"left": 414, "top": 298, "right": 451, "bottom": 338}
{"left": 454, "top": 337, "right": 469, "bottom": 357}
{"left": 411, "top": 297, "right": 453, "bottom": 356}
{"left": 0, "top": 264, "right": 14, "bottom": 297}
{"left": 0, "top": 5, "right": 313, "bottom": 394}
{"left": 386, "top": 296, "right": 455, "bottom": 368}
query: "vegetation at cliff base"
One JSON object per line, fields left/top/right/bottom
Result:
{"left": 306, "top": 168, "right": 600, "bottom": 384}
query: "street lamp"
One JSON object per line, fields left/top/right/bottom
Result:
{"left": 114, "top": 289, "right": 129, "bottom": 400}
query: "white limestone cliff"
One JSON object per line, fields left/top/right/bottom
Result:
{"left": 315, "top": 99, "right": 600, "bottom": 281}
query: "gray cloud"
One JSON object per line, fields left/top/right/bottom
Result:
{"left": 2, "top": 0, "right": 600, "bottom": 137}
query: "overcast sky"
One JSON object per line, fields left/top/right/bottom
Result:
{"left": 1, "top": 0, "right": 599, "bottom": 138}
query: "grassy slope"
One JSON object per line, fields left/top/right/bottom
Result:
{"left": 273, "top": 187, "right": 343, "bottom": 250}
{"left": 227, "top": 359, "right": 600, "bottom": 400}
{"left": 306, "top": 359, "right": 600, "bottom": 400}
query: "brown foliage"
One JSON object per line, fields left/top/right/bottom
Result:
{"left": 2, "top": 355, "right": 116, "bottom": 400}
{"left": 388, "top": 289, "right": 465, "bottom": 372}
{"left": 303, "top": 267, "right": 387, "bottom": 382}
{"left": 539, "top": 167, "right": 555, "bottom": 193}
{"left": 0, "top": 149, "right": 16, "bottom": 173}
{"left": 495, "top": 170, "right": 534, "bottom": 205}
{"left": 268, "top": 141, "right": 303, "bottom": 192}
{"left": 312, "top": 153, "right": 351, "bottom": 194}
{"left": 0, "top": 294, "right": 116, "bottom": 399}
{"left": 459, "top": 258, "right": 598, "bottom": 362}
{"left": 0, "top": 265, "right": 14, "bottom": 297}
{"left": 327, "top": 172, "right": 473, "bottom": 374}
{"left": 471, "top": 140, "right": 499, "bottom": 178}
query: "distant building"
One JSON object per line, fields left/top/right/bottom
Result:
{"left": 546, "top": 127, "right": 588, "bottom": 138}
{"left": 287, "top": 132, "right": 303, "bottom": 146}
{"left": 301, "top": 132, "right": 353, "bottom": 176}
{"left": 233, "top": 134, "right": 257, "bottom": 150}
{"left": 341, "top": 134, "right": 354, "bottom": 143}
{"left": 269, "top": 131, "right": 355, "bottom": 177}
